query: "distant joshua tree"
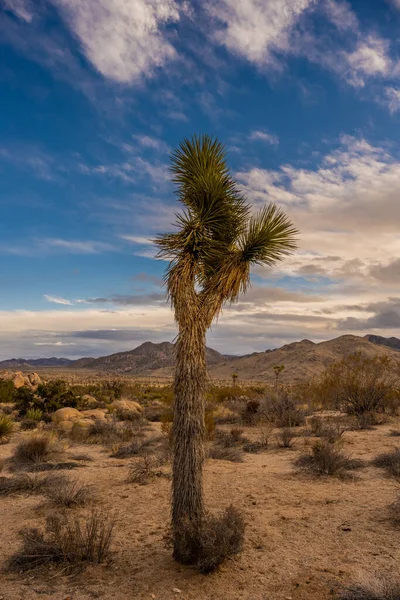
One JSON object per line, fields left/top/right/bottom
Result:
{"left": 232, "top": 373, "right": 238, "bottom": 387}
{"left": 273, "top": 364, "right": 285, "bottom": 388}
{"left": 156, "top": 135, "right": 298, "bottom": 564}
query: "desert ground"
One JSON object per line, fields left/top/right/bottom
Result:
{"left": 1, "top": 410, "right": 399, "bottom": 600}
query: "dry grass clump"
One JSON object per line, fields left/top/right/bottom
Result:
{"left": 111, "top": 435, "right": 163, "bottom": 459}
{"left": 389, "top": 430, "right": 400, "bottom": 437}
{"left": 127, "top": 455, "right": 166, "bottom": 485}
{"left": 337, "top": 577, "right": 400, "bottom": 599}
{"left": 208, "top": 444, "right": 243, "bottom": 462}
{"left": 372, "top": 448, "right": 400, "bottom": 478}
{"left": 276, "top": 427, "right": 295, "bottom": 448}
{"left": 389, "top": 494, "right": 400, "bottom": 527}
{"left": 8, "top": 510, "right": 115, "bottom": 572}
{"left": 0, "top": 414, "right": 14, "bottom": 442}
{"left": 0, "top": 472, "right": 67, "bottom": 496}
{"left": 88, "top": 418, "right": 150, "bottom": 449}
{"left": 309, "top": 416, "right": 346, "bottom": 442}
{"left": 68, "top": 453, "right": 94, "bottom": 462}
{"left": 43, "top": 478, "right": 95, "bottom": 507}
{"left": 295, "top": 439, "right": 364, "bottom": 477}
{"left": 168, "top": 505, "right": 245, "bottom": 574}
{"left": 10, "top": 433, "right": 63, "bottom": 471}
{"left": 214, "top": 428, "right": 246, "bottom": 448}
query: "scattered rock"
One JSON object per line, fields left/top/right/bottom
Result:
{"left": 81, "top": 409, "right": 107, "bottom": 420}
{"left": 52, "top": 407, "right": 82, "bottom": 423}
{"left": 111, "top": 399, "right": 143, "bottom": 421}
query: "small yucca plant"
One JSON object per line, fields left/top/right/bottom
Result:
{"left": 26, "top": 408, "right": 43, "bottom": 422}
{"left": 0, "top": 415, "right": 14, "bottom": 442}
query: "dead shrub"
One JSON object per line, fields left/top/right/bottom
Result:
{"left": 168, "top": 505, "right": 245, "bottom": 574}
{"left": 389, "top": 494, "right": 400, "bottom": 527}
{"left": 8, "top": 509, "right": 115, "bottom": 572}
{"left": 111, "top": 435, "right": 163, "bottom": 459}
{"left": 214, "top": 428, "right": 246, "bottom": 448}
{"left": 296, "top": 440, "right": 364, "bottom": 477}
{"left": 127, "top": 455, "right": 166, "bottom": 485}
{"left": 10, "top": 433, "right": 63, "bottom": 470}
{"left": 208, "top": 445, "right": 243, "bottom": 462}
{"left": 320, "top": 353, "right": 398, "bottom": 416}
{"left": 0, "top": 473, "right": 67, "bottom": 496}
{"left": 277, "top": 427, "right": 295, "bottom": 448}
{"left": 389, "top": 430, "right": 400, "bottom": 437}
{"left": 261, "top": 392, "right": 306, "bottom": 427}
{"left": 241, "top": 399, "right": 261, "bottom": 425}
{"left": 43, "top": 478, "right": 95, "bottom": 507}
{"left": 372, "top": 448, "right": 400, "bottom": 478}
{"left": 337, "top": 577, "right": 400, "bottom": 599}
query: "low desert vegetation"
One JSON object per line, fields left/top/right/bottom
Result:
{"left": 167, "top": 505, "right": 245, "bottom": 574}
{"left": 319, "top": 353, "right": 399, "bottom": 417}
{"left": 276, "top": 427, "right": 295, "bottom": 448}
{"left": 337, "top": 577, "right": 400, "bottom": 600}
{"left": 0, "top": 414, "right": 14, "bottom": 442}
{"left": 295, "top": 439, "right": 364, "bottom": 477}
{"left": 208, "top": 444, "right": 244, "bottom": 463}
{"left": 372, "top": 447, "right": 400, "bottom": 478}
{"left": 8, "top": 510, "right": 115, "bottom": 572}
{"left": 9, "top": 433, "right": 64, "bottom": 471}
{"left": 0, "top": 472, "right": 67, "bottom": 496}
{"left": 127, "top": 455, "right": 166, "bottom": 485}
{"left": 43, "top": 477, "right": 95, "bottom": 507}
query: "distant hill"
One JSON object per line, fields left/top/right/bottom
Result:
{"left": 2, "top": 335, "right": 400, "bottom": 383}
{"left": 72, "top": 341, "right": 225, "bottom": 376}
{"left": 0, "top": 357, "right": 74, "bottom": 369}
{"left": 209, "top": 335, "right": 400, "bottom": 383}
{"left": 364, "top": 334, "right": 400, "bottom": 351}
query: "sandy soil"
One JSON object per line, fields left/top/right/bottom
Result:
{"left": 1, "top": 420, "right": 400, "bottom": 600}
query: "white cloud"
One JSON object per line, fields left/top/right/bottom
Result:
{"left": 250, "top": 130, "right": 279, "bottom": 145}
{"left": 51, "top": 0, "right": 181, "bottom": 83}
{"left": 132, "top": 135, "right": 170, "bottom": 152}
{"left": 34, "top": 341, "right": 76, "bottom": 346}
{"left": 343, "top": 36, "right": 391, "bottom": 87}
{"left": 120, "top": 235, "right": 153, "bottom": 245}
{"left": 237, "top": 135, "right": 400, "bottom": 284}
{"left": 323, "top": 0, "right": 358, "bottom": 31}
{"left": 40, "top": 238, "right": 115, "bottom": 254}
{"left": 206, "top": 0, "right": 314, "bottom": 66}
{"left": 385, "top": 87, "right": 400, "bottom": 113}
{"left": 44, "top": 295, "right": 74, "bottom": 305}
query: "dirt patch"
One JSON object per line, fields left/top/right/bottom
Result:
{"left": 0, "top": 420, "right": 399, "bottom": 600}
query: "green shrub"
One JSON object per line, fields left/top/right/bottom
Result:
{"left": 14, "top": 386, "right": 37, "bottom": 416}
{"left": 0, "top": 379, "right": 15, "bottom": 403}
{"left": 36, "top": 380, "right": 79, "bottom": 413}
{"left": 262, "top": 392, "right": 306, "bottom": 427}
{"left": 0, "top": 414, "right": 14, "bottom": 442}
{"left": 26, "top": 408, "right": 43, "bottom": 421}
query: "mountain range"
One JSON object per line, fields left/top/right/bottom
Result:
{"left": 1, "top": 334, "right": 400, "bottom": 383}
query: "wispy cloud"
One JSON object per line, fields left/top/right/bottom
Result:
{"left": 0, "top": 238, "right": 115, "bottom": 256}
{"left": 249, "top": 130, "right": 279, "bottom": 145}
{"left": 120, "top": 235, "right": 153, "bottom": 245}
{"left": 44, "top": 295, "right": 74, "bottom": 306}
{"left": 206, "top": 0, "right": 314, "bottom": 67}
{"left": 51, "top": 0, "right": 182, "bottom": 83}
{"left": 3, "top": 0, "right": 34, "bottom": 22}
{"left": 385, "top": 87, "right": 400, "bottom": 113}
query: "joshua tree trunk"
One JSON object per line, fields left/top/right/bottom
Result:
{"left": 172, "top": 316, "right": 207, "bottom": 563}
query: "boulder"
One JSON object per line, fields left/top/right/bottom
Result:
{"left": 111, "top": 399, "right": 143, "bottom": 421}
{"left": 52, "top": 407, "right": 81, "bottom": 424}
{"left": 80, "top": 394, "right": 100, "bottom": 409}
{"left": 57, "top": 421, "right": 74, "bottom": 435}
{"left": 71, "top": 419, "right": 93, "bottom": 442}
{"left": 26, "top": 372, "right": 41, "bottom": 388}
{"left": 12, "top": 372, "right": 26, "bottom": 389}
{"left": 81, "top": 409, "right": 107, "bottom": 420}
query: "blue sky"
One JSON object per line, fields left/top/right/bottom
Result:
{"left": 2, "top": 0, "right": 400, "bottom": 359}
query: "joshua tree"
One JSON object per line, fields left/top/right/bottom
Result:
{"left": 232, "top": 372, "right": 238, "bottom": 387}
{"left": 273, "top": 364, "right": 285, "bottom": 388}
{"left": 156, "top": 135, "right": 297, "bottom": 564}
